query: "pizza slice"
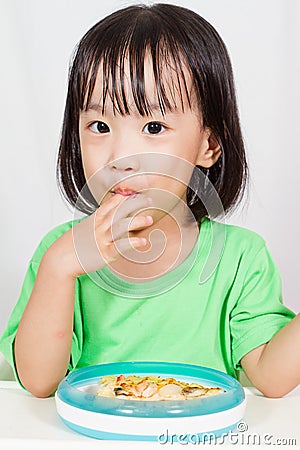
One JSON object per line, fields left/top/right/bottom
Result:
{"left": 96, "top": 374, "right": 224, "bottom": 401}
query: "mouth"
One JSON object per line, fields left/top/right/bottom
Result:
{"left": 111, "top": 188, "right": 139, "bottom": 197}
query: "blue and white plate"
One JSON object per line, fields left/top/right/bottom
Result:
{"left": 55, "top": 361, "right": 246, "bottom": 442}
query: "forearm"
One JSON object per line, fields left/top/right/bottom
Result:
{"left": 243, "top": 314, "right": 300, "bottom": 397}
{"left": 14, "top": 249, "right": 76, "bottom": 398}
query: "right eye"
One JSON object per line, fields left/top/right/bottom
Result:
{"left": 89, "top": 121, "right": 110, "bottom": 134}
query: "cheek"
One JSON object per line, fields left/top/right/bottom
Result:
{"left": 79, "top": 124, "right": 98, "bottom": 176}
{"left": 80, "top": 145, "right": 105, "bottom": 195}
{"left": 149, "top": 157, "right": 195, "bottom": 192}
{"left": 80, "top": 139, "right": 105, "bottom": 181}
{"left": 165, "top": 128, "right": 203, "bottom": 169}
{"left": 82, "top": 162, "right": 92, "bottom": 183}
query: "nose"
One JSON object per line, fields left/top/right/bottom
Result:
{"left": 109, "top": 154, "right": 140, "bottom": 173}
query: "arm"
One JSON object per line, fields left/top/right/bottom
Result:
{"left": 14, "top": 193, "right": 152, "bottom": 397}
{"left": 14, "top": 230, "right": 77, "bottom": 398}
{"left": 241, "top": 314, "right": 300, "bottom": 398}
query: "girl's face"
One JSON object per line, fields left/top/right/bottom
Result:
{"left": 79, "top": 54, "right": 220, "bottom": 221}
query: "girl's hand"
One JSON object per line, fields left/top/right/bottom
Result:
{"left": 45, "top": 193, "right": 153, "bottom": 278}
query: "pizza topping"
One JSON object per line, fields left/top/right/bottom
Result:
{"left": 158, "top": 383, "right": 183, "bottom": 398}
{"left": 182, "top": 386, "right": 207, "bottom": 397}
{"left": 96, "top": 374, "right": 224, "bottom": 401}
{"left": 114, "top": 387, "right": 130, "bottom": 396}
{"left": 140, "top": 382, "right": 158, "bottom": 398}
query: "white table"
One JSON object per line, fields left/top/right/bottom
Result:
{"left": 0, "top": 381, "right": 299, "bottom": 449}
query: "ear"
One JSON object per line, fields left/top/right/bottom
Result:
{"left": 196, "top": 129, "right": 222, "bottom": 168}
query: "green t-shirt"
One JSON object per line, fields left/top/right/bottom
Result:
{"left": 0, "top": 217, "right": 295, "bottom": 386}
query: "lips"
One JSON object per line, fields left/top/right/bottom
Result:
{"left": 112, "top": 188, "right": 138, "bottom": 197}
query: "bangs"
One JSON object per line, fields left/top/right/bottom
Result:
{"left": 77, "top": 17, "right": 194, "bottom": 116}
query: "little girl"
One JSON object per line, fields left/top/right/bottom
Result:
{"left": 0, "top": 3, "right": 298, "bottom": 399}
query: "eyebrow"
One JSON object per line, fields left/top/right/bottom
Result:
{"left": 82, "top": 101, "right": 180, "bottom": 116}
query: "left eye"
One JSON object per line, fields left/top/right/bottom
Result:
{"left": 143, "top": 122, "right": 166, "bottom": 135}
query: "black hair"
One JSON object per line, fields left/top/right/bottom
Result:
{"left": 57, "top": 3, "right": 248, "bottom": 221}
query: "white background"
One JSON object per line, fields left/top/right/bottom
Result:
{"left": 0, "top": 0, "right": 299, "bottom": 333}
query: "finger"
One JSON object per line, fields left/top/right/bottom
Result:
{"left": 112, "top": 194, "right": 153, "bottom": 221}
{"left": 110, "top": 214, "right": 153, "bottom": 241}
{"left": 112, "top": 236, "right": 148, "bottom": 258}
{"left": 96, "top": 193, "right": 129, "bottom": 218}
{"left": 98, "top": 194, "right": 153, "bottom": 233}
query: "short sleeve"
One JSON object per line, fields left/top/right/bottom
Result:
{"left": 230, "top": 243, "right": 296, "bottom": 371}
{"left": 0, "top": 224, "right": 83, "bottom": 388}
